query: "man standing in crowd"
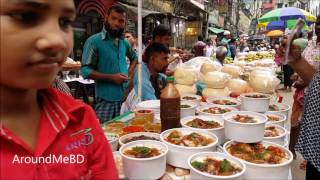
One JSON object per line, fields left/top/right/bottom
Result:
{"left": 121, "top": 43, "right": 170, "bottom": 112}
{"left": 81, "top": 5, "right": 137, "bottom": 123}
{"left": 192, "top": 35, "right": 206, "bottom": 57}
{"left": 222, "top": 30, "right": 232, "bottom": 57}
{"left": 125, "top": 31, "right": 137, "bottom": 52}
{"left": 204, "top": 39, "right": 215, "bottom": 57}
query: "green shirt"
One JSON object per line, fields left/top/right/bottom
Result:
{"left": 80, "top": 28, "right": 137, "bottom": 101}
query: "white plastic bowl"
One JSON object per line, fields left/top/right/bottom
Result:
{"left": 181, "top": 101, "right": 197, "bottom": 118}
{"left": 118, "top": 132, "right": 160, "bottom": 146}
{"left": 223, "top": 140, "right": 293, "bottom": 180}
{"left": 181, "top": 94, "right": 202, "bottom": 106}
{"left": 188, "top": 152, "right": 246, "bottom": 180}
{"left": 137, "top": 100, "right": 160, "bottom": 113}
{"left": 197, "top": 105, "right": 238, "bottom": 122}
{"left": 268, "top": 102, "right": 291, "bottom": 121}
{"left": 105, "top": 132, "right": 119, "bottom": 151}
{"left": 264, "top": 111, "right": 287, "bottom": 127}
{"left": 120, "top": 140, "right": 168, "bottom": 179}
{"left": 206, "top": 97, "right": 241, "bottom": 110}
{"left": 223, "top": 111, "right": 267, "bottom": 143}
{"left": 180, "top": 115, "right": 225, "bottom": 145}
{"left": 160, "top": 128, "right": 218, "bottom": 169}
{"left": 240, "top": 93, "right": 271, "bottom": 112}
{"left": 264, "top": 124, "right": 287, "bottom": 146}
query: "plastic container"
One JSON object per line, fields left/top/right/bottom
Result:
{"left": 160, "top": 77, "right": 181, "bottom": 132}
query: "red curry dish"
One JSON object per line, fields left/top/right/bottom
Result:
{"left": 191, "top": 158, "right": 242, "bottom": 176}
{"left": 227, "top": 143, "right": 288, "bottom": 164}
{"left": 231, "top": 114, "right": 258, "bottom": 123}
{"left": 165, "top": 130, "right": 214, "bottom": 147}
{"left": 212, "top": 100, "right": 237, "bottom": 106}
{"left": 264, "top": 126, "right": 281, "bottom": 137}
{"left": 123, "top": 146, "right": 161, "bottom": 158}
{"left": 245, "top": 94, "right": 268, "bottom": 98}
{"left": 267, "top": 115, "right": 281, "bottom": 122}
{"left": 203, "top": 107, "right": 231, "bottom": 114}
{"left": 183, "top": 96, "right": 197, "bottom": 100}
{"left": 186, "top": 118, "right": 222, "bottom": 129}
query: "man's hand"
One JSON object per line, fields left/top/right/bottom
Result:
{"left": 278, "top": 38, "right": 303, "bottom": 66}
{"left": 111, "top": 73, "right": 130, "bottom": 85}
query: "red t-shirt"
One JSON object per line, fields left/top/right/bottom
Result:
{"left": 0, "top": 88, "right": 118, "bottom": 180}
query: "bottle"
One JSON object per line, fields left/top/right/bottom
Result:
{"left": 160, "top": 76, "right": 180, "bottom": 132}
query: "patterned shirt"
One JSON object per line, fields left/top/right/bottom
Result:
{"left": 80, "top": 28, "right": 137, "bottom": 101}
{"left": 302, "top": 39, "right": 320, "bottom": 71}
{"left": 296, "top": 72, "right": 320, "bottom": 171}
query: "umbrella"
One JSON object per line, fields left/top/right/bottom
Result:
{"left": 266, "top": 30, "right": 284, "bottom": 37}
{"left": 266, "top": 20, "right": 285, "bottom": 30}
{"left": 258, "top": 7, "right": 316, "bottom": 23}
{"left": 257, "top": 19, "right": 312, "bottom": 31}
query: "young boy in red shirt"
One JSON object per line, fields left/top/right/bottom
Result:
{"left": 0, "top": 0, "right": 118, "bottom": 179}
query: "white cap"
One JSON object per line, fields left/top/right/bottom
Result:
{"left": 224, "top": 30, "right": 231, "bottom": 35}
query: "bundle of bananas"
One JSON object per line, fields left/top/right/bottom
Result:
{"left": 244, "top": 52, "right": 274, "bottom": 62}
{"left": 224, "top": 57, "right": 233, "bottom": 64}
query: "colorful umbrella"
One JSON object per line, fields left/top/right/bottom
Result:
{"left": 264, "top": 19, "right": 311, "bottom": 30}
{"left": 266, "top": 20, "right": 285, "bottom": 30}
{"left": 266, "top": 30, "right": 284, "bottom": 37}
{"left": 258, "top": 7, "right": 316, "bottom": 23}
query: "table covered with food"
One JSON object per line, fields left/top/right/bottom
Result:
{"left": 102, "top": 53, "right": 294, "bottom": 180}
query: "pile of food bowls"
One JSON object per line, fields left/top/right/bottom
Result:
{"left": 220, "top": 92, "right": 293, "bottom": 180}
{"left": 107, "top": 90, "right": 294, "bottom": 179}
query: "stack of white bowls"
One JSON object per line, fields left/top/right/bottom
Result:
{"left": 222, "top": 94, "right": 293, "bottom": 179}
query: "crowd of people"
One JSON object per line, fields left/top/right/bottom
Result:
{"left": 0, "top": 0, "right": 319, "bottom": 178}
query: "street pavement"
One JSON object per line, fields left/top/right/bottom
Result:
{"left": 278, "top": 88, "right": 306, "bottom": 180}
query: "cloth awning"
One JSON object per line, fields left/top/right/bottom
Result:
{"left": 208, "top": 27, "right": 224, "bottom": 34}
{"left": 119, "top": 2, "right": 161, "bottom": 19}
{"left": 187, "top": 0, "right": 209, "bottom": 13}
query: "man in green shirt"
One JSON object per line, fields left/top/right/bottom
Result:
{"left": 81, "top": 5, "right": 137, "bottom": 123}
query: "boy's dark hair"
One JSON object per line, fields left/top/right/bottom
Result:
{"left": 143, "top": 43, "right": 170, "bottom": 64}
{"left": 124, "top": 31, "right": 136, "bottom": 38}
{"left": 107, "top": 4, "right": 126, "bottom": 15}
{"left": 198, "top": 35, "right": 203, "bottom": 41}
{"left": 230, "top": 38, "right": 236, "bottom": 43}
{"left": 152, "top": 25, "right": 171, "bottom": 39}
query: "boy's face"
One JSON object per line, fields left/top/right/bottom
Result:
{"left": 151, "top": 52, "right": 169, "bottom": 72}
{"left": 154, "top": 35, "right": 171, "bottom": 47}
{"left": 125, "top": 32, "right": 135, "bottom": 45}
{"left": 0, "top": 0, "right": 76, "bottom": 89}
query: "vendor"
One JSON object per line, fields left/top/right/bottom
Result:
{"left": 215, "top": 46, "right": 228, "bottom": 66}
{"left": 121, "top": 43, "right": 170, "bottom": 112}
